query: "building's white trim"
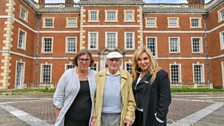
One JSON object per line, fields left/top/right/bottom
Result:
{"left": 222, "top": 62, "right": 224, "bottom": 88}
{"left": 145, "top": 17, "right": 157, "bottom": 28}
{"left": 19, "top": 5, "right": 28, "bottom": 22}
{"left": 83, "top": 25, "right": 141, "bottom": 28}
{"left": 217, "top": 7, "right": 224, "bottom": 23}
{"left": 143, "top": 30, "right": 204, "bottom": 33}
{"left": 1, "top": 50, "right": 224, "bottom": 60}
{"left": 42, "top": 17, "right": 55, "bottom": 28}
{"left": 66, "top": 17, "right": 78, "bottom": 28}
{"left": 124, "top": 32, "right": 135, "bottom": 50}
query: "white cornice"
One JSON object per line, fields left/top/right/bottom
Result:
{"left": 143, "top": 30, "right": 204, "bottom": 34}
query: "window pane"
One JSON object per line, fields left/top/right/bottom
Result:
{"left": 18, "top": 30, "right": 26, "bottom": 49}
{"left": 194, "top": 65, "right": 203, "bottom": 83}
{"left": 126, "top": 33, "right": 133, "bottom": 49}
{"left": 171, "top": 65, "right": 180, "bottom": 83}
{"left": 42, "top": 65, "right": 51, "bottom": 84}
{"left": 147, "top": 18, "right": 155, "bottom": 27}
{"left": 169, "top": 18, "right": 178, "bottom": 27}
{"left": 146, "top": 38, "right": 156, "bottom": 56}
{"left": 89, "top": 33, "right": 97, "bottom": 49}
{"left": 107, "top": 33, "right": 116, "bottom": 49}
{"left": 170, "top": 38, "right": 178, "bottom": 53}
{"left": 68, "top": 18, "right": 76, "bottom": 27}
{"left": 126, "top": 11, "right": 133, "bottom": 21}
{"left": 45, "top": 18, "right": 53, "bottom": 27}
{"left": 107, "top": 11, "right": 116, "bottom": 20}
{"left": 44, "top": 38, "right": 52, "bottom": 52}
{"left": 67, "top": 38, "right": 76, "bottom": 52}
{"left": 191, "top": 19, "right": 199, "bottom": 27}
{"left": 192, "top": 38, "right": 201, "bottom": 53}
{"left": 90, "top": 11, "right": 97, "bottom": 21}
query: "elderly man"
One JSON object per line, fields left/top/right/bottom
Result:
{"left": 91, "top": 51, "right": 136, "bottom": 126}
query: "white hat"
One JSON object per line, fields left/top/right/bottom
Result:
{"left": 107, "top": 52, "right": 123, "bottom": 59}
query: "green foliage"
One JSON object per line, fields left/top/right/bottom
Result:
{"left": 171, "top": 88, "right": 224, "bottom": 92}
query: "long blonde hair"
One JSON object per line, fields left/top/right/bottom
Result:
{"left": 133, "top": 46, "right": 161, "bottom": 84}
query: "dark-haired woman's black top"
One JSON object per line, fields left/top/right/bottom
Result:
{"left": 64, "top": 80, "right": 91, "bottom": 126}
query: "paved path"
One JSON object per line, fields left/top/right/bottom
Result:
{"left": 0, "top": 92, "right": 223, "bottom": 126}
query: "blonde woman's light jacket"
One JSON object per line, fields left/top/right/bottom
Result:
{"left": 53, "top": 67, "right": 96, "bottom": 126}
{"left": 93, "top": 68, "right": 136, "bottom": 126}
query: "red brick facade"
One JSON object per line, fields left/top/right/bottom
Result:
{"left": 0, "top": 0, "right": 224, "bottom": 89}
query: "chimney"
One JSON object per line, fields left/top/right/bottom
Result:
{"left": 187, "top": 0, "right": 205, "bottom": 8}
{"left": 39, "top": 0, "right": 45, "bottom": 7}
{"left": 65, "top": 0, "right": 74, "bottom": 7}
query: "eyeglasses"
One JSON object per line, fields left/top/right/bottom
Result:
{"left": 78, "top": 58, "right": 90, "bottom": 62}
{"left": 108, "top": 58, "right": 121, "bottom": 62}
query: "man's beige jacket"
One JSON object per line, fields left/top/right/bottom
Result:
{"left": 93, "top": 68, "right": 136, "bottom": 126}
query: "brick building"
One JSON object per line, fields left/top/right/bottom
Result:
{"left": 0, "top": 0, "right": 224, "bottom": 89}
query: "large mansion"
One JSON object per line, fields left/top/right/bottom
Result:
{"left": 0, "top": 0, "right": 224, "bottom": 89}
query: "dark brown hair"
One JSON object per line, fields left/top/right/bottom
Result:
{"left": 73, "top": 49, "right": 94, "bottom": 67}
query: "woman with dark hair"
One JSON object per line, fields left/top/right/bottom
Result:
{"left": 53, "top": 49, "right": 96, "bottom": 126}
{"left": 132, "top": 46, "right": 171, "bottom": 126}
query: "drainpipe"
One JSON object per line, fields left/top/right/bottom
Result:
{"left": 36, "top": 13, "right": 41, "bottom": 85}
{"left": 202, "top": 13, "right": 211, "bottom": 86}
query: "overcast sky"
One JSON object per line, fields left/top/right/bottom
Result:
{"left": 34, "top": 0, "right": 212, "bottom": 4}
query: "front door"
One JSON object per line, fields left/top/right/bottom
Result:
{"left": 15, "top": 61, "right": 25, "bottom": 89}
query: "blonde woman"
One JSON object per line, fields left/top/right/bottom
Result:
{"left": 132, "top": 46, "right": 171, "bottom": 126}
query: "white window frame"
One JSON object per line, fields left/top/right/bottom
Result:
{"left": 145, "top": 17, "right": 157, "bottom": 28}
{"left": 42, "top": 37, "right": 53, "bottom": 53}
{"left": 105, "top": 32, "right": 118, "bottom": 50}
{"left": 66, "top": 17, "right": 77, "bottom": 28}
{"left": 168, "top": 17, "right": 179, "bottom": 28}
{"left": 170, "top": 63, "right": 182, "bottom": 84}
{"left": 191, "top": 37, "right": 203, "bottom": 53}
{"left": 169, "top": 37, "right": 180, "bottom": 53}
{"left": 65, "top": 37, "right": 77, "bottom": 53}
{"left": 146, "top": 36, "right": 157, "bottom": 57}
{"left": 40, "top": 63, "right": 52, "bottom": 84}
{"left": 65, "top": 63, "right": 74, "bottom": 71}
{"left": 105, "top": 10, "right": 118, "bottom": 22}
{"left": 43, "top": 17, "right": 54, "bottom": 28}
{"left": 88, "top": 32, "right": 98, "bottom": 50}
{"left": 218, "top": 8, "right": 224, "bottom": 22}
{"left": 90, "top": 62, "right": 98, "bottom": 72}
{"left": 19, "top": 6, "right": 28, "bottom": 22}
{"left": 190, "top": 17, "right": 202, "bottom": 28}
{"left": 192, "top": 63, "right": 205, "bottom": 84}
{"left": 220, "top": 31, "right": 224, "bottom": 50}
{"left": 221, "top": 62, "right": 224, "bottom": 88}
{"left": 17, "top": 28, "right": 27, "bottom": 50}
{"left": 124, "top": 10, "right": 134, "bottom": 22}
{"left": 15, "top": 60, "right": 25, "bottom": 89}
{"left": 88, "top": 10, "right": 99, "bottom": 22}
{"left": 124, "top": 32, "right": 135, "bottom": 50}
{"left": 125, "top": 62, "right": 133, "bottom": 74}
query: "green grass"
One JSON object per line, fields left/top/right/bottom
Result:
{"left": 171, "top": 88, "right": 224, "bottom": 92}
{"left": 11, "top": 88, "right": 55, "bottom": 93}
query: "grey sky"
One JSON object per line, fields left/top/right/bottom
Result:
{"left": 34, "top": 0, "right": 211, "bottom": 4}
